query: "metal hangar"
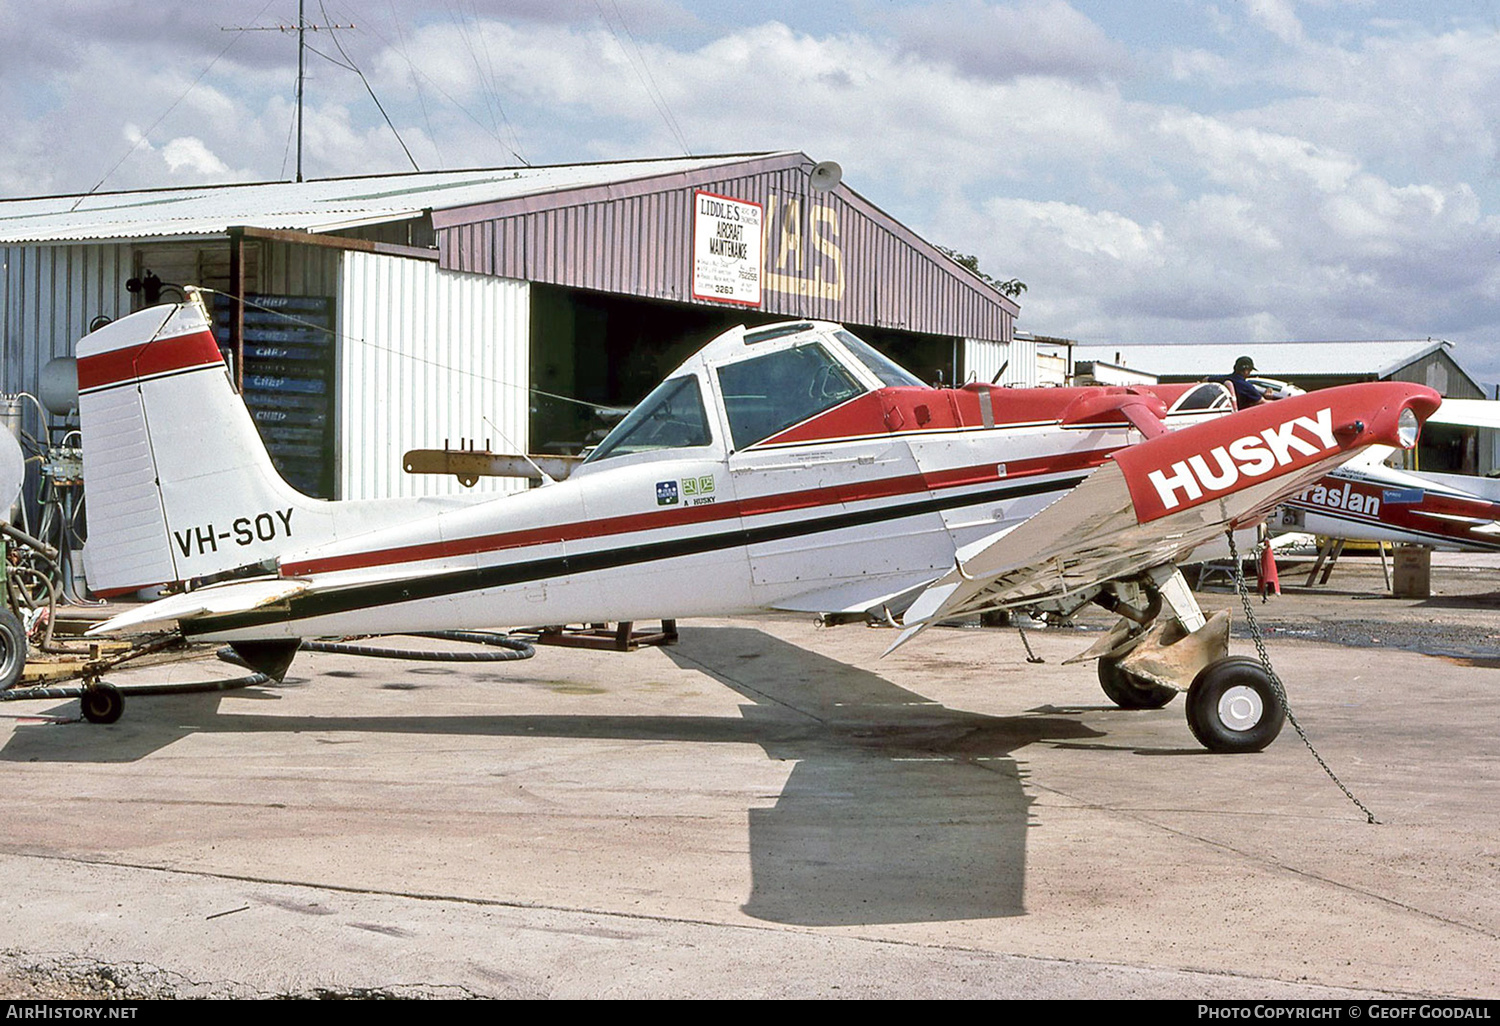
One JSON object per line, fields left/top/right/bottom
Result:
{"left": 0, "top": 152, "right": 1023, "bottom": 500}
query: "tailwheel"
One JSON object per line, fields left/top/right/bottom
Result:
{"left": 1097, "top": 656, "right": 1176, "bottom": 709}
{"left": 80, "top": 683, "right": 124, "bottom": 725}
{"left": 1186, "top": 656, "right": 1285, "bottom": 753}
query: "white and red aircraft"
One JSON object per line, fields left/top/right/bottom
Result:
{"left": 74, "top": 290, "right": 1439, "bottom": 752}
{"left": 1276, "top": 399, "right": 1500, "bottom": 552}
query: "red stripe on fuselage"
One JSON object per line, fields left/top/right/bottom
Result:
{"left": 77, "top": 329, "right": 224, "bottom": 392}
{"left": 280, "top": 445, "right": 1114, "bottom": 577}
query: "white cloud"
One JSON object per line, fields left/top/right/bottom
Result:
{"left": 1154, "top": 111, "right": 1359, "bottom": 193}
{"left": 1168, "top": 47, "right": 1237, "bottom": 84}
{"left": 1162, "top": 16, "right": 1500, "bottom": 212}
{"left": 1180, "top": 194, "right": 1282, "bottom": 254}
{"left": 161, "top": 137, "right": 230, "bottom": 176}
{"left": 370, "top": 17, "right": 1140, "bottom": 198}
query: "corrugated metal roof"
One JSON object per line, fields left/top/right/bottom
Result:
{"left": 1072, "top": 340, "right": 1454, "bottom": 380}
{"left": 434, "top": 151, "right": 1019, "bottom": 340}
{"left": 0, "top": 155, "right": 770, "bottom": 244}
{"left": 0, "top": 150, "right": 1021, "bottom": 343}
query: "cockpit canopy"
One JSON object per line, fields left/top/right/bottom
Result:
{"left": 584, "top": 375, "right": 713, "bottom": 462}
{"left": 583, "top": 322, "right": 923, "bottom": 465}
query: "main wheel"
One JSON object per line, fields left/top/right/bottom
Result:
{"left": 1186, "top": 656, "right": 1285, "bottom": 753}
{"left": 80, "top": 683, "right": 124, "bottom": 725}
{"left": 1097, "top": 656, "right": 1177, "bottom": 709}
{"left": 0, "top": 606, "right": 26, "bottom": 691}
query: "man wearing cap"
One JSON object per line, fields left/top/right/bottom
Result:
{"left": 1226, "top": 355, "right": 1265, "bottom": 408}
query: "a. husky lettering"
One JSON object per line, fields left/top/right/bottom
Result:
{"left": 1148, "top": 409, "right": 1337, "bottom": 511}
{"left": 173, "top": 508, "right": 294, "bottom": 558}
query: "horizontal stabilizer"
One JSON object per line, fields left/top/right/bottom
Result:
{"left": 87, "top": 579, "right": 309, "bottom": 636}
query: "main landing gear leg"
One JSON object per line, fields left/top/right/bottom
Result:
{"left": 1075, "top": 565, "right": 1286, "bottom": 753}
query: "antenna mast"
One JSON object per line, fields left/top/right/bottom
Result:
{"left": 223, "top": 1, "right": 354, "bottom": 182}
{"left": 296, "top": 0, "right": 306, "bottom": 182}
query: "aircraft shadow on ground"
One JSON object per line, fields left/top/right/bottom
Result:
{"left": 0, "top": 626, "right": 1101, "bottom": 927}
{"left": 661, "top": 627, "right": 1102, "bottom": 926}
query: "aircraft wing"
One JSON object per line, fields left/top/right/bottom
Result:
{"left": 890, "top": 381, "right": 1439, "bottom": 650}
{"left": 1427, "top": 398, "right": 1500, "bottom": 431}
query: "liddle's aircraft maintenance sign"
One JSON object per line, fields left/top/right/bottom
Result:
{"left": 692, "top": 191, "right": 762, "bottom": 306}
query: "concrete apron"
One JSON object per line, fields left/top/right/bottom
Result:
{"left": 0, "top": 586, "right": 1495, "bottom": 998}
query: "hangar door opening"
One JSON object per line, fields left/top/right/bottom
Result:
{"left": 528, "top": 284, "right": 960, "bottom": 456}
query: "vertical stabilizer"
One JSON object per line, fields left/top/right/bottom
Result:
{"left": 78, "top": 293, "right": 326, "bottom": 595}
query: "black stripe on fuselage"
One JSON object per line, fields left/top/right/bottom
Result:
{"left": 186, "top": 471, "right": 1089, "bottom": 635}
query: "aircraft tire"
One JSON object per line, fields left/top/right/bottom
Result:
{"left": 0, "top": 606, "right": 27, "bottom": 691}
{"left": 1097, "top": 657, "right": 1176, "bottom": 709}
{"left": 1186, "top": 657, "right": 1285, "bottom": 753}
{"left": 80, "top": 683, "right": 124, "bottom": 725}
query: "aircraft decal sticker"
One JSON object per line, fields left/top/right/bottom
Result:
{"left": 683, "top": 475, "right": 716, "bottom": 506}
{"left": 657, "top": 481, "right": 680, "bottom": 506}
{"left": 1145, "top": 408, "right": 1336, "bottom": 513}
{"left": 1294, "top": 480, "right": 1383, "bottom": 518}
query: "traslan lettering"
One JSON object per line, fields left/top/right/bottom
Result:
{"left": 1148, "top": 409, "right": 1337, "bottom": 511}
{"left": 1296, "top": 481, "right": 1381, "bottom": 517}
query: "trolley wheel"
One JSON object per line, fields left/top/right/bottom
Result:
{"left": 1097, "top": 656, "right": 1177, "bottom": 709}
{"left": 1185, "top": 656, "right": 1285, "bottom": 753}
{"left": 0, "top": 606, "right": 27, "bottom": 691}
{"left": 80, "top": 683, "right": 124, "bottom": 725}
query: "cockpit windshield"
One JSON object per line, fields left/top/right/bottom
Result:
{"left": 717, "top": 341, "right": 865, "bottom": 450}
{"left": 583, "top": 375, "right": 712, "bottom": 463}
{"left": 835, "top": 330, "right": 925, "bottom": 387}
{"left": 1171, "top": 382, "right": 1234, "bottom": 413}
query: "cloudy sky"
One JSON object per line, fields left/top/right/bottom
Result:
{"left": 4, "top": 0, "right": 1500, "bottom": 382}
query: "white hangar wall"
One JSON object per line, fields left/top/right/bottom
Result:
{"left": 2, "top": 243, "right": 533, "bottom": 503}
{"left": 963, "top": 335, "right": 1038, "bottom": 388}
{"left": 1, "top": 237, "right": 343, "bottom": 406}
{"left": 337, "top": 250, "right": 530, "bottom": 501}
{"left": 1, "top": 243, "right": 132, "bottom": 409}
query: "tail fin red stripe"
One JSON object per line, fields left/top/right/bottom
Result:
{"left": 77, "top": 329, "right": 224, "bottom": 393}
